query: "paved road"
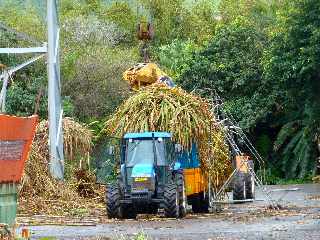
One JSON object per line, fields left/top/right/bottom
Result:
{"left": 17, "top": 184, "right": 320, "bottom": 240}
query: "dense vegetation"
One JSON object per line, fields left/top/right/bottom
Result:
{"left": 0, "top": 0, "right": 319, "bottom": 181}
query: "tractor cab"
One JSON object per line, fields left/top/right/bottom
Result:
{"left": 106, "top": 132, "right": 186, "bottom": 219}
{"left": 120, "top": 132, "right": 175, "bottom": 200}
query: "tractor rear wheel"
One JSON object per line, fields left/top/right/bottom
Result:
{"left": 176, "top": 173, "right": 187, "bottom": 217}
{"left": 164, "top": 183, "right": 179, "bottom": 218}
{"left": 106, "top": 184, "right": 120, "bottom": 218}
{"left": 233, "top": 172, "right": 246, "bottom": 201}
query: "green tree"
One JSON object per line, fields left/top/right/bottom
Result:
{"left": 264, "top": 0, "right": 320, "bottom": 178}
{"left": 178, "top": 0, "right": 320, "bottom": 178}
{"left": 0, "top": 1, "right": 45, "bottom": 41}
{"left": 179, "top": 0, "right": 218, "bottom": 44}
{"left": 219, "top": 0, "right": 282, "bottom": 28}
{"left": 154, "top": 39, "right": 198, "bottom": 79}
{"left": 62, "top": 47, "right": 137, "bottom": 120}
{"left": 178, "top": 17, "right": 270, "bottom": 129}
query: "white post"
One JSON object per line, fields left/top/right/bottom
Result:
{"left": 47, "top": 0, "right": 64, "bottom": 180}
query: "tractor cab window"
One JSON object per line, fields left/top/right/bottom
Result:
{"left": 126, "top": 139, "right": 166, "bottom": 167}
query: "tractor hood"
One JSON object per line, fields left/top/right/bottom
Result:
{"left": 131, "top": 163, "right": 155, "bottom": 178}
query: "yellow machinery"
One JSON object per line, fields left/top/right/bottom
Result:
{"left": 123, "top": 63, "right": 168, "bottom": 90}
{"left": 123, "top": 17, "right": 174, "bottom": 90}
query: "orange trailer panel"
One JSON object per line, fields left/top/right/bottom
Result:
{"left": 0, "top": 114, "right": 38, "bottom": 183}
{"left": 184, "top": 168, "right": 207, "bottom": 196}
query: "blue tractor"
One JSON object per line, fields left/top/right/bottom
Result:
{"left": 105, "top": 132, "right": 187, "bottom": 219}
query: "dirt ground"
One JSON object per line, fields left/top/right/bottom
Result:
{"left": 16, "top": 184, "right": 320, "bottom": 240}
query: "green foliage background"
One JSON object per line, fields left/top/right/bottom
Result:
{"left": 0, "top": 0, "right": 319, "bottom": 181}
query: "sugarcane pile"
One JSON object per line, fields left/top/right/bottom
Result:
{"left": 20, "top": 118, "right": 104, "bottom": 215}
{"left": 104, "top": 83, "right": 232, "bottom": 191}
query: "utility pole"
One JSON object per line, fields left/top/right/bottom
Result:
{"left": 47, "top": 0, "right": 64, "bottom": 180}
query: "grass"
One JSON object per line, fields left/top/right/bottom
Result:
{"left": 133, "top": 232, "right": 148, "bottom": 240}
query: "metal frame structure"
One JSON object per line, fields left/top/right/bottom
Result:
{"left": 192, "top": 88, "right": 277, "bottom": 210}
{"left": 47, "top": 0, "right": 64, "bottom": 180}
{"left": 207, "top": 93, "right": 278, "bottom": 210}
{"left": 0, "top": 0, "right": 64, "bottom": 180}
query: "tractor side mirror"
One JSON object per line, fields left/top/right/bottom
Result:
{"left": 175, "top": 144, "right": 182, "bottom": 153}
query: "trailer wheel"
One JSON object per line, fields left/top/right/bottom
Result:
{"left": 191, "top": 193, "right": 209, "bottom": 213}
{"left": 201, "top": 193, "right": 209, "bottom": 213}
{"left": 164, "top": 183, "right": 179, "bottom": 218}
{"left": 245, "top": 174, "right": 255, "bottom": 200}
{"left": 106, "top": 184, "right": 120, "bottom": 218}
{"left": 191, "top": 195, "right": 201, "bottom": 213}
{"left": 176, "top": 173, "right": 187, "bottom": 217}
{"left": 245, "top": 160, "right": 255, "bottom": 200}
{"left": 233, "top": 172, "right": 246, "bottom": 201}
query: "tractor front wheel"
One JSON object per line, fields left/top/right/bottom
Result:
{"left": 164, "top": 183, "right": 179, "bottom": 218}
{"left": 106, "top": 184, "right": 120, "bottom": 218}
